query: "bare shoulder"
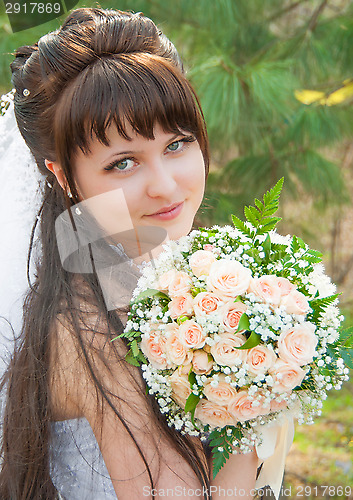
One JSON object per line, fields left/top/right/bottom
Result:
{"left": 49, "top": 274, "right": 141, "bottom": 421}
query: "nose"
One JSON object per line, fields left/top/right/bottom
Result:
{"left": 145, "top": 157, "right": 178, "bottom": 198}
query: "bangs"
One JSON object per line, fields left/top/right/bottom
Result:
{"left": 54, "top": 53, "right": 207, "bottom": 165}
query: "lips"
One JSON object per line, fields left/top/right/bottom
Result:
{"left": 148, "top": 202, "right": 183, "bottom": 216}
{"left": 144, "top": 201, "right": 184, "bottom": 221}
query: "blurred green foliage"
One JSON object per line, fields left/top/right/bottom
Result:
{"left": 1, "top": 0, "right": 353, "bottom": 221}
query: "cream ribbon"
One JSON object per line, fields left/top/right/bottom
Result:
{"left": 255, "top": 415, "right": 295, "bottom": 499}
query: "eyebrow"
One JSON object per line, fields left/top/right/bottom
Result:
{"left": 100, "top": 132, "right": 186, "bottom": 165}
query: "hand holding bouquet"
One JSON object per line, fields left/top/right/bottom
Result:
{"left": 117, "top": 178, "right": 352, "bottom": 478}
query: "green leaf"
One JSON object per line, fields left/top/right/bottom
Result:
{"left": 184, "top": 392, "right": 200, "bottom": 414}
{"left": 271, "top": 243, "right": 288, "bottom": 252}
{"left": 233, "top": 178, "right": 284, "bottom": 241}
{"left": 188, "top": 369, "right": 197, "bottom": 387}
{"left": 270, "top": 250, "right": 287, "bottom": 263}
{"left": 302, "top": 249, "right": 322, "bottom": 264}
{"left": 291, "top": 235, "right": 300, "bottom": 255}
{"left": 338, "top": 327, "right": 353, "bottom": 346}
{"left": 254, "top": 198, "right": 264, "bottom": 211}
{"left": 131, "top": 339, "right": 139, "bottom": 357}
{"left": 231, "top": 215, "right": 253, "bottom": 238}
{"left": 256, "top": 218, "right": 282, "bottom": 234}
{"left": 209, "top": 436, "right": 225, "bottom": 447}
{"left": 244, "top": 205, "right": 260, "bottom": 227}
{"left": 211, "top": 442, "right": 229, "bottom": 479}
{"left": 207, "top": 353, "right": 214, "bottom": 363}
{"left": 263, "top": 177, "right": 284, "bottom": 208}
{"left": 296, "top": 237, "right": 306, "bottom": 249}
{"left": 308, "top": 294, "right": 340, "bottom": 322}
{"left": 112, "top": 329, "right": 135, "bottom": 341}
{"left": 262, "top": 233, "right": 271, "bottom": 262}
{"left": 125, "top": 349, "right": 141, "bottom": 367}
{"left": 236, "top": 313, "right": 250, "bottom": 332}
{"left": 338, "top": 347, "right": 353, "bottom": 369}
{"left": 135, "top": 288, "right": 170, "bottom": 302}
{"left": 235, "top": 330, "right": 261, "bottom": 349}
{"left": 177, "top": 315, "right": 189, "bottom": 324}
{"left": 137, "top": 351, "right": 148, "bottom": 364}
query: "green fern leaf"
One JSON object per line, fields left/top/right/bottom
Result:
{"left": 308, "top": 294, "right": 340, "bottom": 322}
{"left": 244, "top": 205, "right": 260, "bottom": 226}
{"left": 208, "top": 429, "right": 230, "bottom": 479}
{"left": 262, "top": 233, "right": 271, "bottom": 262}
{"left": 254, "top": 198, "right": 264, "bottom": 211}
{"left": 256, "top": 218, "right": 282, "bottom": 234}
{"left": 125, "top": 349, "right": 141, "bottom": 367}
{"left": 131, "top": 339, "right": 139, "bottom": 357}
{"left": 263, "top": 177, "right": 284, "bottom": 207}
{"left": 291, "top": 235, "right": 300, "bottom": 255}
{"left": 231, "top": 215, "right": 253, "bottom": 238}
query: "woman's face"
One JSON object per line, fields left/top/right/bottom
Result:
{"left": 71, "top": 122, "right": 206, "bottom": 250}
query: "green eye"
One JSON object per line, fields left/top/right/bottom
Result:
{"left": 167, "top": 141, "right": 181, "bottom": 152}
{"left": 104, "top": 158, "right": 135, "bottom": 171}
{"left": 116, "top": 159, "right": 129, "bottom": 170}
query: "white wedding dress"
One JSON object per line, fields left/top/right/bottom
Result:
{"left": 50, "top": 418, "right": 117, "bottom": 499}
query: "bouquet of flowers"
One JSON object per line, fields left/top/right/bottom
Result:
{"left": 117, "top": 178, "right": 352, "bottom": 477}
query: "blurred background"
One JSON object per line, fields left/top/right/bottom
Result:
{"left": 1, "top": 0, "right": 352, "bottom": 497}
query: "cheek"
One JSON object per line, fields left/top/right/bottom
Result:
{"left": 118, "top": 183, "right": 144, "bottom": 221}
{"left": 178, "top": 149, "right": 206, "bottom": 201}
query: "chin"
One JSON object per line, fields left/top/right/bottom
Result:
{"left": 167, "top": 219, "right": 194, "bottom": 241}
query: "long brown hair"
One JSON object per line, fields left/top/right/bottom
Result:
{"left": 0, "top": 7, "right": 211, "bottom": 500}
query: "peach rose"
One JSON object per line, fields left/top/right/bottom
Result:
{"left": 189, "top": 250, "right": 216, "bottom": 278}
{"left": 221, "top": 301, "right": 248, "bottom": 333}
{"left": 192, "top": 350, "right": 213, "bottom": 375}
{"left": 280, "top": 290, "right": 310, "bottom": 315}
{"left": 207, "top": 260, "right": 252, "bottom": 299}
{"left": 227, "top": 391, "right": 264, "bottom": 422}
{"left": 177, "top": 320, "right": 206, "bottom": 349}
{"left": 168, "top": 293, "right": 194, "bottom": 319}
{"left": 269, "top": 359, "right": 306, "bottom": 393}
{"left": 193, "top": 292, "right": 222, "bottom": 316}
{"left": 169, "top": 370, "right": 192, "bottom": 408}
{"left": 277, "top": 323, "right": 318, "bottom": 366}
{"left": 247, "top": 345, "right": 277, "bottom": 375}
{"left": 194, "top": 399, "right": 234, "bottom": 428}
{"left": 203, "top": 244, "right": 215, "bottom": 252}
{"left": 168, "top": 271, "right": 192, "bottom": 297}
{"left": 203, "top": 374, "right": 238, "bottom": 405}
{"left": 277, "top": 277, "right": 296, "bottom": 296}
{"left": 248, "top": 275, "right": 282, "bottom": 305}
{"left": 210, "top": 332, "right": 247, "bottom": 366}
{"left": 140, "top": 332, "right": 168, "bottom": 369}
{"left": 165, "top": 330, "right": 189, "bottom": 366}
{"left": 156, "top": 269, "right": 177, "bottom": 291}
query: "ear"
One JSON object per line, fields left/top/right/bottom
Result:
{"left": 45, "top": 159, "right": 66, "bottom": 191}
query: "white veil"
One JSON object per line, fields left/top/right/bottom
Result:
{"left": 0, "top": 90, "right": 45, "bottom": 378}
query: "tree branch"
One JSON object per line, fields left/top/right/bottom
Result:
{"left": 307, "top": 0, "right": 329, "bottom": 33}
{"left": 266, "top": 0, "right": 310, "bottom": 23}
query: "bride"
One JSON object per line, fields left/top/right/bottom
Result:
{"left": 0, "top": 7, "right": 259, "bottom": 499}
